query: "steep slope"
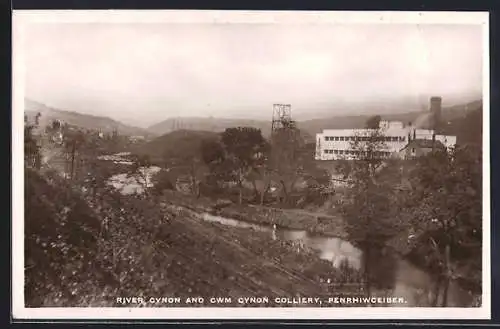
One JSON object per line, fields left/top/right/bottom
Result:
{"left": 25, "top": 99, "right": 152, "bottom": 137}
{"left": 25, "top": 168, "right": 107, "bottom": 306}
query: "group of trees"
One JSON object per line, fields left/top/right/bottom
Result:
{"left": 336, "top": 114, "right": 483, "bottom": 305}
{"left": 335, "top": 123, "right": 403, "bottom": 295}
{"left": 201, "top": 127, "right": 268, "bottom": 204}
{"left": 199, "top": 125, "right": 329, "bottom": 206}
{"left": 402, "top": 144, "right": 482, "bottom": 305}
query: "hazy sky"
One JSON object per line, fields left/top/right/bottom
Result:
{"left": 23, "top": 22, "right": 483, "bottom": 127}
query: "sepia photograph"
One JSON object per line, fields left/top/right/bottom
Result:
{"left": 12, "top": 10, "right": 490, "bottom": 320}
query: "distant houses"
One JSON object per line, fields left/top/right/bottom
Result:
{"left": 399, "top": 138, "right": 446, "bottom": 159}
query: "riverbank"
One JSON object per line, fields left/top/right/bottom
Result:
{"left": 160, "top": 190, "right": 348, "bottom": 239}
{"left": 158, "top": 190, "right": 481, "bottom": 306}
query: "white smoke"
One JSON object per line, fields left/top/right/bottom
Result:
{"left": 412, "top": 112, "right": 432, "bottom": 129}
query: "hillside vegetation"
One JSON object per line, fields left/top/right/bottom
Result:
{"left": 132, "top": 129, "right": 220, "bottom": 165}
{"left": 25, "top": 167, "right": 350, "bottom": 307}
{"left": 25, "top": 99, "right": 152, "bottom": 137}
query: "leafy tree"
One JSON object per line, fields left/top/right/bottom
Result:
{"left": 247, "top": 160, "right": 274, "bottom": 205}
{"left": 401, "top": 144, "right": 482, "bottom": 306}
{"left": 201, "top": 138, "right": 232, "bottom": 192}
{"left": 60, "top": 126, "right": 88, "bottom": 180}
{"left": 150, "top": 169, "right": 175, "bottom": 196}
{"left": 203, "top": 127, "right": 268, "bottom": 204}
{"left": 268, "top": 126, "right": 309, "bottom": 206}
{"left": 154, "top": 132, "right": 213, "bottom": 197}
{"left": 335, "top": 122, "right": 401, "bottom": 295}
{"left": 166, "top": 157, "right": 208, "bottom": 197}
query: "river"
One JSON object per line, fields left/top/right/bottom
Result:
{"left": 103, "top": 153, "right": 161, "bottom": 194}
{"left": 107, "top": 166, "right": 161, "bottom": 194}
{"left": 200, "top": 213, "right": 475, "bottom": 307}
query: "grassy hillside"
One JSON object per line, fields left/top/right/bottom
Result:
{"left": 25, "top": 99, "right": 152, "bottom": 137}
{"left": 133, "top": 129, "right": 220, "bottom": 164}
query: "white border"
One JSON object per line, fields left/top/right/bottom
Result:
{"left": 11, "top": 10, "right": 491, "bottom": 321}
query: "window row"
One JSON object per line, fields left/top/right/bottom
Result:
{"left": 323, "top": 149, "right": 392, "bottom": 157}
{"left": 324, "top": 136, "right": 405, "bottom": 142}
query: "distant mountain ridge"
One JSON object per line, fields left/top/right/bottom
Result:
{"left": 148, "top": 99, "right": 482, "bottom": 137}
{"left": 147, "top": 117, "right": 273, "bottom": 137}
{"left": 24, "top": 98, "right": 482, "bottom": 139}
{"left": 298, "top": 99, "right": 482, "bottom": 136}
{"left": 24, "top": 99, "right": 152, "bottom": 137}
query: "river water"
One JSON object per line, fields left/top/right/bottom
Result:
{"left": 200, "top": 213, "right": 475, "bottom": 307}
{"left": 107, "top": 166, "right": 161, "bottom": 194}
{"left": 104, "top": 155, "right": 475, "bottom": 307}
{"left": 104, "top": 152, "right": 161, "bottom": 194}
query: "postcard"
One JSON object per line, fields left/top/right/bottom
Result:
{"left": 12, "top": 9, "right": 490, "bottom": 320}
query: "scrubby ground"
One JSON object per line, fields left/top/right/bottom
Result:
{"left": 25, "top": 168, "right": 359, "bottom": 307}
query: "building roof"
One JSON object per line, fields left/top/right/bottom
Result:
{"left": 401, "top": 138, "right": 446, "bottom": 151}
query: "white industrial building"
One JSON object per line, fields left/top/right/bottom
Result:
{"left": 314, "top": 120, "right": 457, "bottom": 161}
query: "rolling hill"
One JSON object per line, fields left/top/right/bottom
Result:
{"left": 147, "top": 117, "right": 272, "bottom": 137}
{"left": 24, "top": 99, "right": 153, "bottom": 137}
{"left": 132, "top": 129, "right": 220, "bottom": 164}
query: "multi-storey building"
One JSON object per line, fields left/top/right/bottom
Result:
{"left": 314, "top": 120, "right": 456, "bottom": 160}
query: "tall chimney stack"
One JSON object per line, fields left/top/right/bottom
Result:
{"left": 430, "top": 96, "right": 442, "bottom": 133}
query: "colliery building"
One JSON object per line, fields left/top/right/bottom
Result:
{"left": 314, "top": 97, "right": 457, "bottom": 161}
